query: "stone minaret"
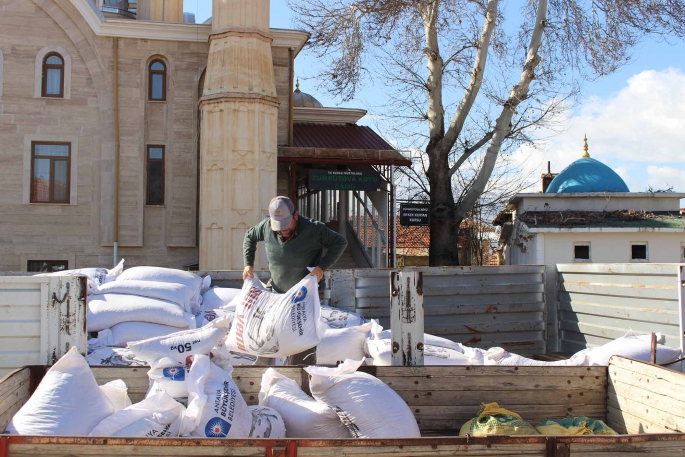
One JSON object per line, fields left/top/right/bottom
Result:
{"left": 199, "top": 0, "right": 278, "bottom": 270}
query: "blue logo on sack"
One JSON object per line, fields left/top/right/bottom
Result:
{"left": 291, "top": 286, "right": 307, "bottom": 303}
{"left": 162, "top": 366, "right": 185, "bottom": 381}
{"left": 205, "top": 417, "right": 232, "bottom": 437}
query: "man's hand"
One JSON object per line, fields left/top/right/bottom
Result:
{"left": 310, "top": 266, "right": 324, "bottom": 282}
{"left": 243, "top": 266, "right": 254, "bottom": 281}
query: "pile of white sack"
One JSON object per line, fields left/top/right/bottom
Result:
{"left": 77, "top": 261, "right": 681, "bottom": 369}
{"left": 88, "top": 270, "right": 338, "bottom": 368}
{"left": 6, "top": 350, "right": 419, "bottom": 438}
{"left": 348, "top": 318, "right": 682, "bottom": 368}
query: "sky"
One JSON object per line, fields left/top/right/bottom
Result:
{"left": 184, "top": 1, "right": 685, "bottom": 202}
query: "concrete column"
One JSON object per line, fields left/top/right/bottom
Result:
{"left": 137, "top": 0, "right": 184, "bottom": 22}
{"left": 338, "top": 191, "right": 348, "bottom": 238}
{"left": 199, "top": 0, "right": 279, "bottom": 270}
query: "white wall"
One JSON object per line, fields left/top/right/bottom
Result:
{"left": 541, "top": 232, "right": 685, "bottom": 264}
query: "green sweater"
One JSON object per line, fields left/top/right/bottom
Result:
{"left": 243, "top": 216, "right": 348, "bottom": 293}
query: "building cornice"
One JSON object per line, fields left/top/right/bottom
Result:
{"left": 510, "top": 191, "right": 685, "bottom": 203}
{"left": 69, "top": 0, "right": 309, "bottom": 53}
{"left": 525, "top": 225, "right": 685, "bottom": 233}
{"left": 293, "top": 107, "right": 367, "bottom": 124}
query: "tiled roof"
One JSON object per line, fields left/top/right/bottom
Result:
{"left": 394, "top": 220, "right": 430, "bottom": 256}
{"left": 293, "top": 123, "right": 395, "bottom": 150}
{"left": 353, "top": 217, "right": 495, "bottom": 256}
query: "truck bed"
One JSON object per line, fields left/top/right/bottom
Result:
{"left": 2, "top": 356, "right": 685, "bottom": 456}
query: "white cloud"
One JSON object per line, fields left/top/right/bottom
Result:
{"left": 613, "top": 166, "right": 644, "bottom": 193}
{"left": 647, "top": 166, "right": 685, "bottom": 191}
{"left": 513, "top": 68, "right": 685, "bottom": 193}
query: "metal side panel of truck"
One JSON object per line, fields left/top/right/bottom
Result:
{"left": 0, "top": 275, "right": 87, "bottom": 378}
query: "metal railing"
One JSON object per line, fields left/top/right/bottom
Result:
{"left": 297, "top": 189, "right": 339, "bottom": 224}
{"left": 297, "top": 187, "right": 389, "bottom": 269}
{"left": 350, "top": 190, "right": 388, "bottom": 268}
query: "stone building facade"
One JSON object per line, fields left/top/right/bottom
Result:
{"left": 0, "top": 0, "right": 306, "bottom": 271}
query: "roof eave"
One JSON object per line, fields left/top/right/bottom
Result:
{"left": 293, "top": 107, "right": 367, "bottom": 124}
{"left": 509, "top": 192, "right": 685, "bottom": 206}
{"left": 527, "top": 226, "right": 685, "bottom": 233}
{"left": 278, "top": 147, "right": 411, "bottom": 166}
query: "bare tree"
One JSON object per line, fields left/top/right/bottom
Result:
{"left": 289, "top": 0, "right": 685, "bottom": 266}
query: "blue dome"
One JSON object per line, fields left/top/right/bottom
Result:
{"left": 546, "top": 157, "right": 629, "bottom": 193}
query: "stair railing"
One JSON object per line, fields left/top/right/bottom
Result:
{"left": 349, "top": 190, "right": 388, "bottom": 268}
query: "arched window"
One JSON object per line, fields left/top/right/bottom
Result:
{"left": 148, "top": 60, "right": 166, "bottom": 101}
{"left": 42, "top": 52, "right": 64, "bottom": 98}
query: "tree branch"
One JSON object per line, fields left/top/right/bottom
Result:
{"left": 448, "top": 130, "right": 494, "bottom": 177}
{"left": 421, "top": 1, "right": 445, "bottom": 146}
{"left": 440, "top": 0, "right": 499, "bottom": 152}
{"left": 456, "top": 0, "right": 548, "bottom": 220}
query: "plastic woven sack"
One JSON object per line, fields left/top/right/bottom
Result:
{"left": 536, "top": 417, "right": 618, "bottom": 435}
{"left": 247, "top": 406, "right": 286, "bottom": 438}
{"left": 6, "top": 347, "right": 115, "bottom": 436}
{"left": 258, "top": 368, "right": 349, "bottom": 438}
{"left": 226, "top": 275, "right": 326, "bottom": 357}
{"left": 459, "top": 403, "right": 539, "bottom": 436}
{"left": 306, "top": 359, "right": 421, "bottom": 438}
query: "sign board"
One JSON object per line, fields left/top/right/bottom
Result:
{"left": 309, "top": 169, "right": 384, "bottom": 191}
{"left": 400, "top": 203, "right": 430, "bottom": 226}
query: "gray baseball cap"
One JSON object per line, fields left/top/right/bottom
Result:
{"left": 269, "top": 196, "right": 296, "bottom": 231}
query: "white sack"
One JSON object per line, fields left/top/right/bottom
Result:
{"left": 91, "top": 322, "right": 187, "bottom": 349}
{"left": 196, "top": 307, "right": 233, "bottom": 328}
{"left": 100, "top": 379, "right": 132, "bottom": 412}
{"left": 35, "top": 259, "right": 124, "bottom": 295}
{"left": 484, "top": 348, "right": 588, "bottom": 366}
{"left": 36, "top": 259, "right": 125, "bottom": 284}
{"left": 212, "top": 352, "right": 259, "bottom": 369}
{"left": 87, "top": 293, "right": 196, "bottom": 332}
{"left": 226, "top": 276, "right": 326, "bottom": 357}
{"left": 365, "top": 338, "right": 471, "bottom": 366}
{"left": 460, "top": 345, "right": 487, "bottom": 365}
{"left": 183, "top": 355, "right": 252, "bottom": 438}
{"left": 306, "top": 359, "right": 421, "bottom": 438}
{"left": 147, "top": 358, "right": 191, "bottom": 399}
{"left": 320, "top": 306, "right": 368, "bottom": 329}
{"left": 578, "top": 330, "right": 682, "bottom": 365}
{"left": 317, "top": 323, "right": 372, "bottom": 366}
{"left": 117, "top": 266, "right": 203, "bottom": 304}
{"left": 36, "top": 260, "right": 125, "bottom": 294}
{"left": 209, "top": 317, "right": 261, "bottom": 368}
{"left": 7, "top": 347, "right": 115, "bottom": 436}
{"left": 95, "top": 280, "right": 195, "bottom": 312}
{"left": 248, "top": 406, "right": 287, "bottom": 438}
{"left": 258, "top": 368, "right": 349, "bottom": 438}
{"left": 128, "top": 315, "right": 231, "bottom": 364}
{"left": 201, "top": 275, "right": 212, "bottom": 294}
{"left": 89, "top": 392, "right": 184, "bottom": 437}
{"left": 371, "top": 321, "right": 463, "bottom": 353}
{"left": 202, "top": 287, "right": 242, "bottom": 311}
{"left": 87, "top": 346, "right": 148, "bottom": 367}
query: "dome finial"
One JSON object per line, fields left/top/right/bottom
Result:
{"left": 295, "top": 77, "right": 300, "bottom": 93}
{"left": 582, "top": 134, "right": 590, "bottom": 158}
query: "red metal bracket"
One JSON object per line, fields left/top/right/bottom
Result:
{"left": 0, "top": 436, "right": 9, "bottom": 457}
{"left": 266, "top": 441, "right": 297, "bottom": 457}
